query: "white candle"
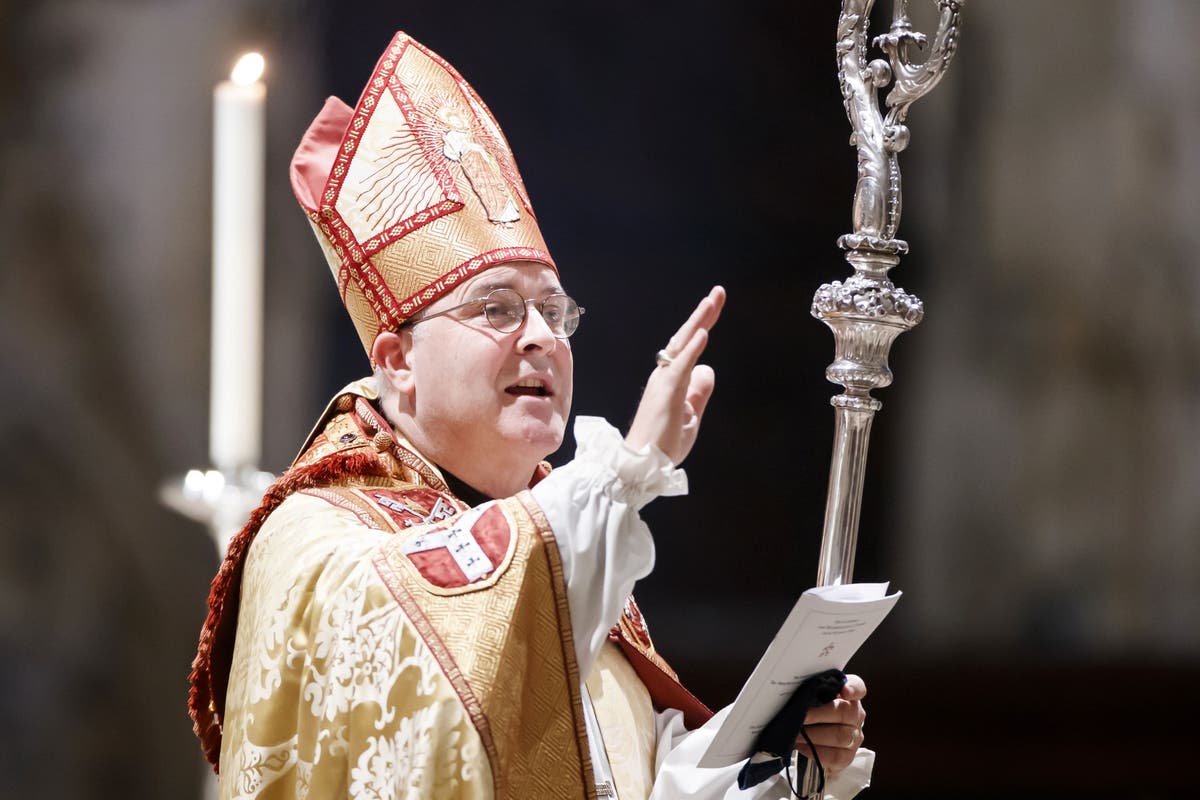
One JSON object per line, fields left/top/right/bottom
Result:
{"left": 210, "top": 52, "right": 266, "bottom": 472}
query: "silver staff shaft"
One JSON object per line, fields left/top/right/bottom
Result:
{"left": 812, "top": 248, "right": 918, "bottom": 586}
{"left": 816, "top": 402, "right": 877, "bottom": 587}
{"left": 801, "top": 0, "right": 964, "bottom": 796}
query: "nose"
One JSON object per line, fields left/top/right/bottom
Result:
{"left": 514, "top": 300, "right": 558, "bottom": 353}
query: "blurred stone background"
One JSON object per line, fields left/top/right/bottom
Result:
{"left": 1, "top": 1, "right": 1195, "bottom": 798}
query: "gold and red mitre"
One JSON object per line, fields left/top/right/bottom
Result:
{"left": 290, "top": 31, "right": 556, "bottom": 354}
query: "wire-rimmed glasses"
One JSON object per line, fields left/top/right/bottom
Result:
{"left": 404, "top": 288, "right": 585, "bottom": 339}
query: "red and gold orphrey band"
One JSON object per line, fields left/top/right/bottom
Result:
{"left": 290, "top": 32, "right": 557, "bottom": 354}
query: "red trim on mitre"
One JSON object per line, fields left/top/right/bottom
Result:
{"left": 396, "top": 245, "right": 557, "bottom": 319}
{"left": 187, "top": 451, "right": 390, "bottom": 772}
{"left": 336, "top": 216, "right": 405, "bottom": 330}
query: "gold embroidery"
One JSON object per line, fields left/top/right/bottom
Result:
{"left": 373, "top": 494, "right": 595, "bottom": 799}
{"left": 300, "top": 487, "right": 394, "bottom": 532}
{"left": 294, "top": 33, "right": 555, "bottom": 354}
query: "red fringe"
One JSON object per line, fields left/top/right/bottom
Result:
{"left": 187, "top": 451, "right": 389, "bottom": 772}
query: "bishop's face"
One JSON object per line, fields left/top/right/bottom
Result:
{"left": 401, "top": 261, "right": 574, "bottom": 476}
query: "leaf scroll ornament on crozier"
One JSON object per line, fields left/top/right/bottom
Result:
{"left": 808, "top": 0, "right": 965, "bottom": 586}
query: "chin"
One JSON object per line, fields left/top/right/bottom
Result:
{"left": 498, "top": 399, "right": 567, "bottom": 456}
{"left": 508, "top": 417, "right": 566, "bottom": 460}
{"left": 529, "top": 423, "right": 566, "bottom": 459}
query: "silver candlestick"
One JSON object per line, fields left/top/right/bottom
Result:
{"left": 805, "top": 0, "right": 963, "bottom": 795}
{"left": 160, "top": 466, "right": 274, "bottom": 555}
{"left": 161, "top": 463, "right": 271, "bottom": 800}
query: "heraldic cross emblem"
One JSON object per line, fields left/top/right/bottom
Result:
{"left": 397, "top": 502, "right": 496, "bottom": 583}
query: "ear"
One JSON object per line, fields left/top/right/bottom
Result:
{"left": 372, "top": 330, "right": 417, "bottom": 398}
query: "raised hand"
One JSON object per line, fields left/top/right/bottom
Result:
{"left": 624, "top": 286, "right": 725, "bottom": 465}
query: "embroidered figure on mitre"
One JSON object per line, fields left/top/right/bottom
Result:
{"left": 437, "top": 103, "right": 521, "bottom": 225}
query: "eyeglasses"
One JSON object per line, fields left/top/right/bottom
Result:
{"left": 404, "top": 288, "right": 586, "bottom": 339}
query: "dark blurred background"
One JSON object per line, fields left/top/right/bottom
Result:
{"left": 2, "top": 1, "right": 1197, "bottom": 798}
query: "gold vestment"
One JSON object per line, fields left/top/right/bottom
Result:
{"left": 190, "top": 392, "right": 710, "bottom": 799}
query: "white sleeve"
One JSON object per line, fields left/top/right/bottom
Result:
{"left": 529, "top": 416, "right": 686, "bottom": 678}
{"left": 650, "top": 706, "right": 875, "bottom": 800}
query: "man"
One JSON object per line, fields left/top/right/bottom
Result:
{"left": 190, "top": 32, "right": 871, "bottom": 799}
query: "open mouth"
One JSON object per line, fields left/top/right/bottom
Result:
{"left": 505, "top": 378, "right": 552, "bottom": 398}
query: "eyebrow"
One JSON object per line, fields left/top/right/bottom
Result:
{"left": 466, "top": 278, "right": 566, "bottom": 296}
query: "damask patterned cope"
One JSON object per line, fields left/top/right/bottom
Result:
{"left": 192, "top": 393, "right": 707, "bottom": 798}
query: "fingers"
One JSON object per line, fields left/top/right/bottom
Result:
{"left": 679, "top": 400, "right": 699, "bottom": 433}
{"left": 794, "top": 728, "right": 862, "bottom": 773}
{"left": 702, "top": 284, "right": 726, "bottom": 329}
{"left": 669, "top": 327, "right": 709, "bottom": 375}
{"left": 659, "top": 332, "right": 715, "bottom": 440}
{"left": 797, "top": 687, "right": 866, "bottom": 774}
{"left": 803, "top": 696, "right": 865, "bottom": 728}
{"left": 799, "top": 722, "right": 864, "bottom": 752}
{"left": 624, "top": 287, "right": 724, "bottom": 464}
{"left": 685, "top": 364, "right": 716, "bottom": 424}
{"left": 841, "top": 674, "right": 867, "bottom": 702}
{"left": 665, "top": 286, "right": 725, "bottom": 356}
{"left": 796, "top": 678, "right": 867, "bottom": 775}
